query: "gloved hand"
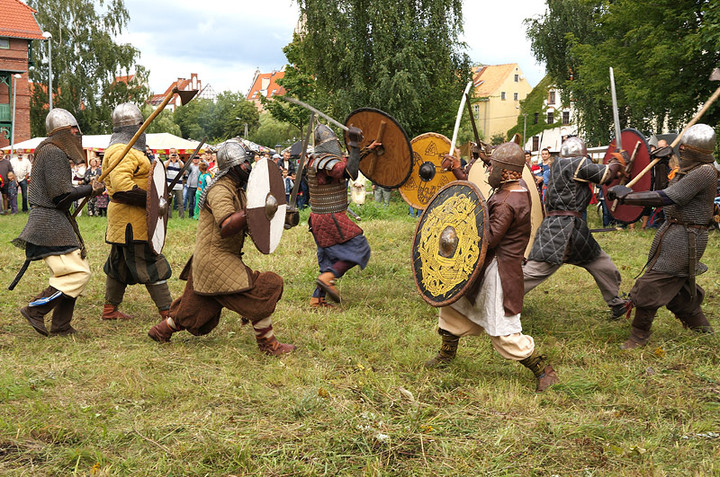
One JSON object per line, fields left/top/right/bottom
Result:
{"left": 347, "top": 126, "right": 364, "bottom": 148}
{"left": 91, "top": 179, "right": 106, "bottom": 198}
{"left": 606, "top": 185, "right": 632, "bottom": 202}
{"left": 441, "top": 154, "right": 461, "bottom": 171}
{"left": 284, "top": 208, "right": 300, "bottom": 229}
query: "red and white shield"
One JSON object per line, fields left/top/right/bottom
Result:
{"left": 246, "top": 158, "right": 287, "bottom": 254}
{"left": 146, "top": 159, "right": 168, "bottom": 255}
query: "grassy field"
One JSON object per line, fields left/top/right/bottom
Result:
{"left": 1, "top": 198, "right": 719, "bottom": 476}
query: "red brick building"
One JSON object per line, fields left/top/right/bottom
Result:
{"left": 246, "top": 69, "right": 286, "bottom": 111}
{"left": 0, "top": 0, "right": 44, "bottom": 149}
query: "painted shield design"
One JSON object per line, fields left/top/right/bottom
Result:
{"left": 468, "top": 162, "right": 544, "bottom": 258}
{"left": 601, "top": 128, "right": 652, "bottom": 224}
{"left": 344, "top": 108, "right": 413, "bottom": 189}
{"left": 412, "top": 181, "right": 489, "bottom": 307}
{"left": 246, "top": 158, "right": 287, "bottom": 254}
{"left": 146, "top": 159, "right": 169, "bottom": 255}
{"left": 399, "top": 132, "right": 456, "bottom": 210}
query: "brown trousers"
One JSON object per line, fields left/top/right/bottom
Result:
{"left": 170, "top": 268, "right": 283, "bottom": 336}
{"left": 630, "top": 269, "right": 705, "bottom": 331}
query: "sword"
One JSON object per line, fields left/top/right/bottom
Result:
{"left": 167, "top": 137, "right": 207, "bottom": 192}
{"left": 288, "top": 113, "right": 315, "bottom": 211}
{"left": 465, "top": 92, "right": 481, "bottom": 147}
{"left": 280, "top": 96, "right": 349, "bottom": 132}
{"left": 609, "top": 67, "right": 623, "bottom": 152}
{"left": 449, "top": 81, "right": 473, "bottom": 157}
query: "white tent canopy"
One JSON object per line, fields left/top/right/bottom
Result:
{"left": 2, "top": 133, "right": 204, "bottom": 155}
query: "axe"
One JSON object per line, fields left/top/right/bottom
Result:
{"left": 167, "top": 137, "right": 207, "bottom": 192}
{"left": 73, "top": 86, "right": 199, "bottom": 217}
{"left": 626, "top": 67, "right": 720, "bottom": 189}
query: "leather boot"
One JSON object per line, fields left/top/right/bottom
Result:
{"left": 256, "top": 335, "right": 296, "bottom": 356}
{"left": 310, "top": 296, "right": 336, "bottom": 309}
{"left": 102, "top": 304, "right": 133, "bottom": 320}
{"left": 148, "top": 318, "right": 177, "bottom": 343}
{"left": 620, "top": 326, "right": 652, "bottom": 350}
{"left": 50, "top": 295, "right": 77, "bottom": 336}
{"left": 677, "top": 310, "right": 714, "bottom": 333}
{"left": 610, "top": 298, "right": 633, "bottom": 320}
{"left": 20, "top": 286, "right": 63, "bottom": 336}
{"left": 520, "top": 351, "right": 559, "bottom": 392}
{"left": 424, "top": 329, "right": 460, "bottom": 368}
{"left": 316, "top": 272, "right": 341, "bottom": 303}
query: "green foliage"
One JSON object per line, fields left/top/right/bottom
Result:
{"left": 248, "top": 112, "right": 298, "bottom": 149}
{"left": 507, "top": 75, "right": 559, "bottom": 142}
{"left": 289, "top": 0, "right": 471, "bottom": 138}
{"left": 526, "top": 0, "right": 720, "bottom": 145}
{"left": 173, "top": 92, "right": 259, "bottom": 143}
{"left": 27, "top": 0, "right": 147, "bottom": 135}
{"left": 140, "top": 105, "right": 181, "bottom": 136}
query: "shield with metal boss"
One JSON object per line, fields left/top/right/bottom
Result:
{"left": 412, "top": 181, "right": 489, "bottom": 307}
{"left": 399, "top": 132, "right": 456, "bottom": 211}
{"left": 246, "top": 158, "right": 287, "bottom": 254}
{"left": 146, "top": 159, "right": 169, "bottom": 255}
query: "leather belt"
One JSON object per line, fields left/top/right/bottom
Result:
{"left": 547, "top": 210, "right": 582, "bottom": 218}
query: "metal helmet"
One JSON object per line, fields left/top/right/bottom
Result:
{"left": 216, "top": 139, "right": 249, "bottom": 173}
{"left": 112, "top": 102, "right": 144, "bottom": 128}
{"left": 491, "top": 142, "right": 525, "bottom": 172}
{"left": 313, "top": 124, "right": 343, "bottom": 155}
{"left": 681, "top": 124, "right": 716, "bottom": 154}
{"left": 560, "top": 136, "right": 587, "bottom": 158}
{"left": 45, "top": 108, "right": 81, "bottom": 135}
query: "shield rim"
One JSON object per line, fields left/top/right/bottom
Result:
{"left": 601, "top": 127, "right": 652, "bottom": 225}
{"left": 399, "top": 132, "right": 456, "bottom": 210}
{"left": 246, "top": 158, "right": 287, "bottom": 254}
{"left": 146, "top": 159, "right": 168, "bottom": 256}
{"left": 344, "top": 107, "right": 413, "bottom": 189}
{"left": 411, "top": 180, "right": 489, "bottom": 307}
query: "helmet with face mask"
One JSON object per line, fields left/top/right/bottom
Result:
{"left": 44, "top": 109, "right": 85, "bottom": 164}
{"left": 488, "top": 142, "right": 525, "bottom": 189}
{"left": 679, "top": 123, "right": 716, "bottom": 169}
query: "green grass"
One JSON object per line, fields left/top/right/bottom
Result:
{"left": 1, "top": 197, "right": 719, "bottom": 476}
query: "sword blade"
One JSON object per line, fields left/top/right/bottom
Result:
{"left": 609, "top": 67, "right": 623, "bottom": 152}
{"left": 449, "top": 81, "right": 473, "bottom": 156}
{"left": 281, "top": 96, "right": 349, "bottom": 132}
{"left": 289, "top": 113, "right": 315, "bottom": 209}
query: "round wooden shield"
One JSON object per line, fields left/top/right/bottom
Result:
{"left": 468, "top": 162, "right": 544, "bottom": 258}
{"left": 412, "top": 181, "right": 489, "bottom": 307}
{"left": 399, "top": 133, "right": 456, "bottom": 210}
{"left": 146, "top": 159, "right": 168, "bottom": 255}
{"left": 601, "top": 128, "right": 652, "bottom": 224}
{"left": 246, "top": 158, "right": 287, "bottom": 254}
{"left": 344, "top": 108, "right": 412, "bottom": 189}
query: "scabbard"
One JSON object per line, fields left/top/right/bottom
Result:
{"left": 8, "top": 259, "right": 31, "bottom": 291}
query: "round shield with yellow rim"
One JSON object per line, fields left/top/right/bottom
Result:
{"left": 412, "top": 181, "right": 488, "bottom": 307}
{"left": 399, "top": 132, "right": 456, "bottom": 210}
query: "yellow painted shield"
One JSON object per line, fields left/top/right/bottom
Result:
{"left": 399, "top": 132, "right": 456, "bottom": 210}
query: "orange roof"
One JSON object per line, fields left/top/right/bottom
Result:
{"left": 0, "top": 0, "right": 44, "bottom": 40}
{"left": 247, "top": 71, "right": 286, "bottom": 101}
{"left": 472, "top": 63, "right": 518, "bottom": 97}
{"left": 114, "top": 74, "right": 135, "bottom": 84}
{"left": 148, "top": 75, "right": 199, "bottom": 105}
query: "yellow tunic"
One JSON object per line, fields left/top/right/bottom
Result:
{"left": 190, "top": 176, "right": 252, "bottom": 295}
{"left": 103, "top": 144, "right": 151, "bottom": 244}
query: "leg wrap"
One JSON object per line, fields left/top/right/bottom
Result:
{"left": 105, "top": 276, "right": 127, "bottom": 306}
{"left": 519, "top": 351, "right": 548, "bottom": 378}
{"left": 631, "top": 307, "right": 657, "bottom": 333}
{"left": 145, "top": 281, "right": 172, "bottom": 311}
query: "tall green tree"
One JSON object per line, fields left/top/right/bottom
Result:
{"left": 172, "top": 92, "right": 259, "bottom": 143}
{"left": 28, "top": 0, "right": 147, "bottom": 135}
{"left": 283, "top": 0, "right": 470, "bottom": 138}
{"left": 526, "top": 0, "right": 720, "bottom": 145}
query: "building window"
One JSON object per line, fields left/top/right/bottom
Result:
{"left": 532, "top": 136, "right": 539, "bottom": 151}
{"left": 533, "top": 113, "right": 539, "bottom": 125}
{"left": 549, "top": 90, "right": 556, "bottom": 104}
{"left": 547, "top": 111, "right": 554, "bottom": 124}
{"left": 0, "top": 38, "right": 9, "bottom": 49}
{"left": 473, "top": 104, "right": 479, "bottom": 120}
{"left": 514, "top": 74, "right": 519, "bottom": 82}
{"left": 501, "top": 92, "right": 506, "bottom": 100}
{"left": 562, "top": 111, "right": 570, "bottom": 125}
{"left": 513, "top": 92, "right": 518, "bottom": 101}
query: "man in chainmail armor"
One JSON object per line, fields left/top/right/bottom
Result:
{"left": 147, "top": 140, "right": 295, "bottom": 355}
{"left": 608, "top": 124, "right": 718, "bottom": 349}
{"left": 427, "top": 142, "right": 559, "bottom": 392}
{"left": 523, "top": 137, "right": 629, "bottom": 319}
{"left": 306, "top": 124, "right": 379, "bottom": 307}
{"left": 12, "top": 109, "right": 104, "bottom": 335}
{"left": 101, "top": 103, "right": 173, "bottom": 321}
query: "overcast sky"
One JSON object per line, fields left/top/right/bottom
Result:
{"left": 118, "top": 0, "right": 548, "bottom": 96}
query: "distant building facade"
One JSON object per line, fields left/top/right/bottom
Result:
{"left": 148, "top": 73, "right": 215, "bottom": 111}
{"left": 0, "top": 0, "right": 44, "bottom": 148}
{"left": 246, "top": 68, "right": 286, "bottom": 111}
{"left": 525, "top": 86, "right": 578, "bottom": 154}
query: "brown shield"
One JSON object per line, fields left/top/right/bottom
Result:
{"left": 146, "top": 159, "right": 169, "bottom": 255}
{"left": 399, "top": 132, "right": 456, "bottom": 210}
{"left": 412, "top": 181, "right": 489, "bottom": 307}
{"left": 344, "top": 108, "right": 412, "bottom": 188}
{"left": 468, "top": 162, "right": 544, "bottom": 258}
{"left": 246, "top": 158, "right": 287, "bottom": 254}
{"left": 601, "top": 128, "right": 652, "bottom": 224}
